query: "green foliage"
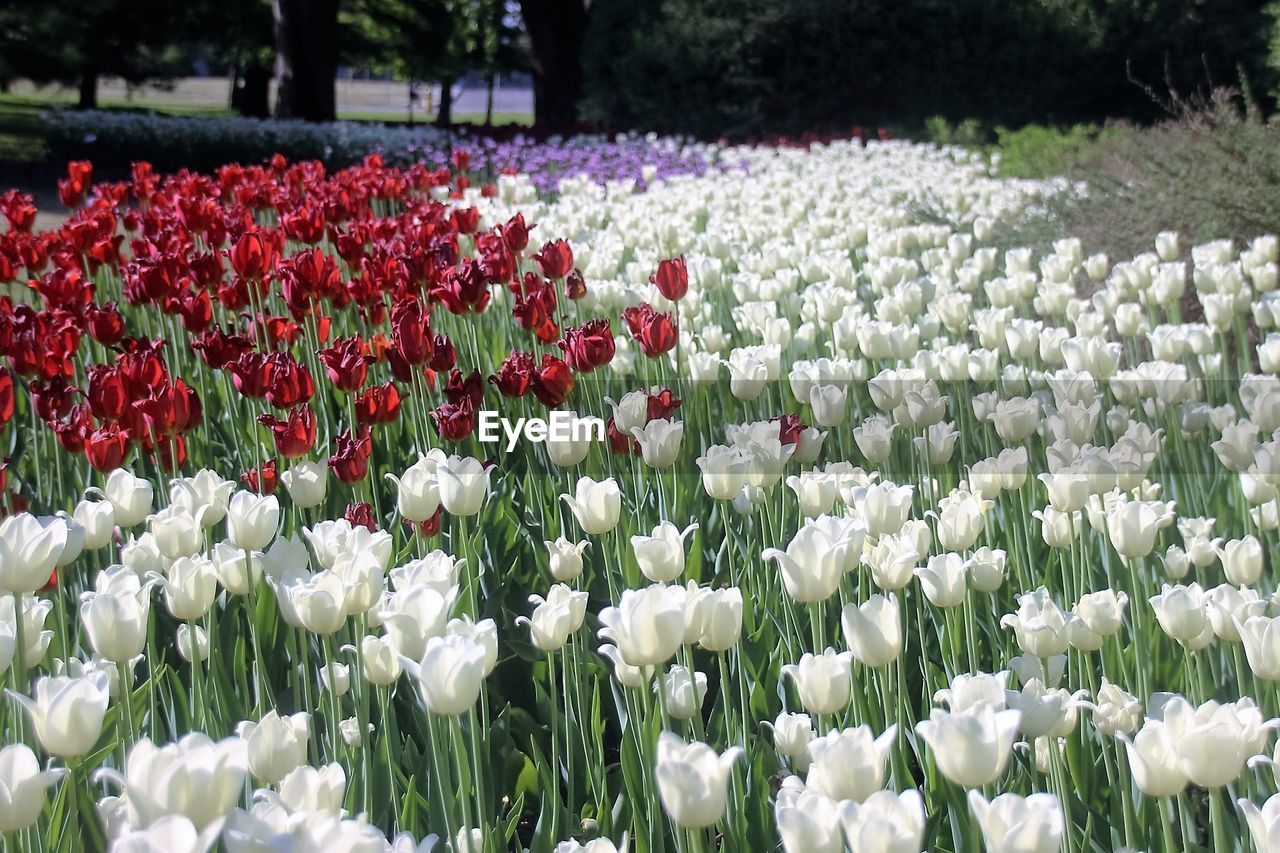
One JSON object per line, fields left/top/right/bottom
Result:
{"left": 923, "top": 117, "right": 990, "bottom": 148}
{"left": 984, "top": 90, "right": 1280, "bottom": 260}
{"left": 992, "top": 123, "right": 1104, "bottom": 179}
{"left": 580, "top": 0, "right": 1278, "bottom": 136}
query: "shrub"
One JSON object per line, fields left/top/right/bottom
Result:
{"left": 992, "top": 123, "right": 1103, "bottom": 179}
{"left": 1048, "top": 90, "right": 1280, "bottom": 258}
{"left": 44, "top": 109, "right": 452, "bottom": 172}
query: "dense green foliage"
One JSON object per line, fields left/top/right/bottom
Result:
{"left": 920, "top": 92, "right": 1280, "bottom": 263}
{"left": 581, "top": 0, "right": 1277, "bottom": 137}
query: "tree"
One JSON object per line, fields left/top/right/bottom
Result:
{"left": 520, "top": 0, "right": 587, "bottom": 129}
{"left": 344, "top": 0, "right": 523, "bottom": 126}
{"left": 0, "top": 0, "right": 189, "bottom": 109}
{"left": 274, "top": 0, "right": 341, "bottom": 121}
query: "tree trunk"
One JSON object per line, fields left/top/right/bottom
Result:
{"left": 232, "top": 60, "right": 272, "bottom": 118}
{"left": 240, "top": 60, "right": 272, "bottom": 118}
{"left": 485, "top": 74, "right": 495, "bottom": 126}
{"left": 435, "top": 76, "right": 454, "bottom": 128}
{"left": 77, "top": 72, "right": 98, "bottom": 110}
{"left": 519, "top": 0, "right": 586, "bottom": 131}
{"left": 273, "top": 0, "right": 338, "bottom": 121}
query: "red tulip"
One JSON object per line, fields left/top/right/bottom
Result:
{"left": 559, "top": 319, "right": 615, "bottom": 372}
{"left": 623, "top": 304, "right": 678, "bottom": 357}
{"left": 242, "top": 459, "right": 279, "bottom": 494}
{"left": 86, "top": 303, "right": 126, "bottom": 346}
{"left": 774, "top": 413, "right": 806, "bottom": 446}
{"left": 84, "top": 366, "right": 126, "bottom": 421}
{"left": 647, "top": 388, "right": 683, "bottom": 421}
{"left": 258, "top": 403, "right": 317, "bottom": 458}
{"left": 152, "top": 433, "right": 187, "bottom": 473}
{"left": 651, "top": 257, "right": 689, "bottom": 301}
{"left": 500, "top": 213, "right": 533, "bottom": 253}
{"left": 564, "top": 268, "right": 587, "bottom": 300}
{"left": 192, "top": 326, "right": 254, "bottom": 370}
{"left": 391, "top": 298, "right": 433, "bottom": 366}
{"left": 228, "top": 352, "right": 273, "bottom": 399}
{"left": 344, "top": 501, "right": 377, "bottom": 532}
{"left": 531, "top": 354, "right": 574, "bottom": 407}
{"left": 430, "top": 399, "right": 476, "bottom": 441}
{"left": 433, "top": 259, "right": 490, "bottom": 314}
{"left": 134, "top": 379, "right": 202, "bottom": 439}
{"left": 57, "top": 160, "right": 93, "bottom": 208}
{"left": 489, "top": 351, "right": 535, "bottom": 398}
{"left": 533, "top": 239, "right": 574, "bottom": 279}
{"left": 30, "top": 375, "right": 77, "bottom": 423}
{"left": 0, "top": 190, "right": 37, "bottom": 233}
{"left": 318, "top": 336, "right": 373, "bottom": 393}
{"left": 427, "top": 335, "right": 457, "bottom": 372}
{"left": 513, "top": 276, "right": 559, "bottom": 342}
{"left": 406, "top": 506, "right": 444, "bottom": 538}
{"left": 85, "top": 423, "right": 131, "bottom": 471}
{"left": 53, "top": 404, "right": 93, "bottom": 453}
{"left": 264, "top": 353, "right": 315, "bottom": 409}
{"left": 0, "top": 369, "right": 13, "bottom": 424}
{"left": 354, "top": 382, "right": 402, "bottom": 426}
{"left": 445, "top": 370, "right": 484, "bottom": 408}
{"left": 606, "top": 418, "right": 638, "bottom": 455}
{"left": 328, "top": 426, "right": 373, "bottom": 483}
{"left": 228, "top": 229, "right": 278, "bottom": 281}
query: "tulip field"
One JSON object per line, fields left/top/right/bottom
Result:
{"left": 2, "top": 136, "right": 1280, "bottom": 853}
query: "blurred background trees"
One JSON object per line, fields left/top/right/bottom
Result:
{"left": 579, "top": 0, "right": 1278, "bottom": 136}
{"left": 0, "top": 0, "right": 1276, "bottom": 133}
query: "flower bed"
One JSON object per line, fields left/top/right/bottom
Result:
{"left": 0, "top": 137, "right": 1277, "bottom": 852}
{"left": 44, "top": 110, "right": 724, "bottom": 194}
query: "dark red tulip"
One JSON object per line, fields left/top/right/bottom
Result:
{"left": 0, "top": 369, "right": 13, "bottom": 424}
{"left": 344, "top": 501, "right": 377, "bottom": 532}
{"left": 228, "top": 352, "right": 273, "bottom": 399}
{"left": 559, "top": 319, "right": 615, "bottom": 373}
{"left": 531, "top": 354, "right": 574, "bottom": 407}
{"left": 86, "top": 365, "right": 127, "bottom": 420}
{"left": 31, "top": 375, "right": 77, "bottom": 423}
{"left": 229, "top": 229, "right": 278, "bottom": 281}
{"left": 533, "top": 239, "right": 574, "bottom": 279}
{"left": 354, "top": 382, "right": 401, "bottom": 426}
{"left": 647, "top": 388, "right": 683, "bottom": 421}
{"left": 328, "top": 427, "right": 374, "bottom": 484}
{"left": 774, "top": 413, "right": 806, "bottom": 446}
{"left": 192, "top": 326, "right": 254, "bottom": 370}
{"left": 500, "top": 213, "right": 532, "bottom": 253}
{"left": 606, "top": 418, "right": 638, "bottom": 455}
{"left": 86, "top": 303, "right": 126, "bottom": 346}
{"left": 430, "top": 399, "right": 477, "bottom": 441}
{"left": 258, "top": 403, "right": 317, "bottom": 459}
{"left": 622, "top": 304, "right": 678, "bottom": 358}
{"left": 391, "top": 298, "right": 433, "bottom": 366}
{"left": 564, "top": 269, "right": 587, "bottom": 300}
{"left": 57, "top": 160, "right": 93, "bottom": 208}
{"left": 445, "top": 370, "right": 484, "bottom": 408}
{"left": 427, "top": 334, "right": 457, "bottom": 372}
{"left": 651, "top": 257, "right": 689, "bottom": 301}
{"left": 489, "top": 351, "right": 535, "bottom": 398}
{"left": 318, "top": 337, "right": 373, "bottom": 393}
{"left": 85, "top": 423, "right": 131, "bottom": 472}
{"left": 264, "top": 353, "right": 315, "bottom": 409}
{"left": 513, "top": 276, "right": 559, "bottom": 342}
{"left": 242, "top": 459, "right": 279, "bottom": 493}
